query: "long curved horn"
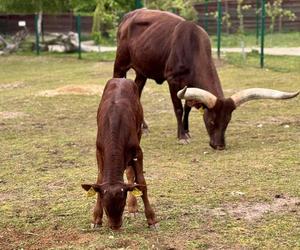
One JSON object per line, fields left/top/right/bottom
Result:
{"left": 231, "top": 88, "right": 299, "bottom": 107}
{"left": 177, "top": 86, "right": 217, "bottom": 109}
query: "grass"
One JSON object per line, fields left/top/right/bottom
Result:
{"left": 0, "top": 53, "right": 299, "bottom": 249}
{"left": 210, "top": 31, "right": 300, "bottom": 48}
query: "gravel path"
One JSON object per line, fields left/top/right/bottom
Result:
{"left": 214, "top": 47, "right": 300, "bottom": 56}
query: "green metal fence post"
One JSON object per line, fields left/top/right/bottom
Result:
{"left": 76, "top": 15, "right": 82, "bottom": 60}
{"left": 204, "top": 0, "right": 208, "bottom": 32}
{"left": 256, "top": 0, "right": 260, "bottom": 45}
{"left": 34, "top": 14, "right": 40, "bottom": 55}
{"left": 217, "top": 0, "right": 222, "bottom": 59}
{"left": 260, "top": 0, "right": 265, "bottom": 68}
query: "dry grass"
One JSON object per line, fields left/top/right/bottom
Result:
{"left": 0, "top": 55, "right": 299, "bottom": 249}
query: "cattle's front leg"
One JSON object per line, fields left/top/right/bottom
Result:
{"left": 126, "top": 166, "right": 138, "bottom": 214}
{"left": 134, "top": 149, "right": 157, "bottom": 227}
{"left": 183, "top": 102, "right": 191, "bottom": 138}
{"left": 168, "top": 83, "right": 190, "bottom": 144}
{"left": 135, "top": 73, "right": 149, "bottom": 133}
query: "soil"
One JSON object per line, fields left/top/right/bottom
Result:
{"left": 0, "top": 111, "right": 27, "bottom": 119}
{"left": 36, "top": 85, "right": 103, "bottom": 97}
{"left": 213, "top": 196, "right": 300, "bottom": 221}
{"left": 0, "top": 82, "right": 25, "bottom": 90}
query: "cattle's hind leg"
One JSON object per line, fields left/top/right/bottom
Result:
{"left": 134, "top": 148, "right": 157, "bottom": 227}
{"left": 113, "top": 46, "right": 131, "bottom": 78}
{"left": 135, "top": 73, "right": 149, "bottom": 133}
{"left": 126, "top": 166, "right": 138, "bottom": 214}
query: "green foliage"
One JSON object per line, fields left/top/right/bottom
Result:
{"left": 236, "top": 0, "right": 252, "bottom": 35}
{"left": 146, "top": 0, "right": 197, "bottom": 20}
{"left": 265, "top": 0, "right": 297, "bottom": 33}
{"left": 0, "top": 0, "right": 71, "bottom": 13}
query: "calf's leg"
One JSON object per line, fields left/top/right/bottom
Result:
{"left": 134, "top": 149, "right": 157, "bottom": 227}
{"left": 92, "top": 149, "right": 104, "bottom": 228}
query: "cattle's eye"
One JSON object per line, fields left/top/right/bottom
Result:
{"left": 210, "top": 120, "right": 215, "bottom": 126}
{"left": 120, "top": 188, "right": 124, "bottom": 192}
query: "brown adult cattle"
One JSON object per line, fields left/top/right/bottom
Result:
{"left": 82, "top": 78, "right": 156, "bottom": 230}
{"left": 114, "top": 9, "right": 299, "bottom": 150}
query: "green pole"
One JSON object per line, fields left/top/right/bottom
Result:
{"left": 217, "top": 0, "right": 222, "bottom": 58}
{"left": 34, "top": 14, "right": 40, "bottom": 55}
{"left": 204, "top": 0, "right": 208, "bottom": 32}
{"left": 76, "top": 15, "right": 82, "bottom": 60}
{"left": 260, "top": 0, "right": 265, "bottom": 68}
{"left": 135, "top": 0, "right": 143, "bottom": 9}
{"left": 256, "top": 0, "right": 260, "bottom": 45}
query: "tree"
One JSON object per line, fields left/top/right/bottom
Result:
{"left": 236, "top": 0, "right": 252, "bottom": 35}
{"left": 0, "top": 0, "right": 71, "bottom": 14}
{"left": 0, "top": 0, "right": 72, "bottom": 42}
{"left": 145, "top": 0, "right": 197, "bottom": 20}
{"left": 265, "top": 0, "right": 296, "bottom": 33}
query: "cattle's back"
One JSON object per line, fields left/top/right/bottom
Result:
{"left": 97, "top": 79, "right": 143, "bottom": 145}
{"left": 117, "top": 9, "right": 185, "bottom": 83}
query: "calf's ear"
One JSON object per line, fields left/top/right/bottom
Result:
{"left": 81, "top": 183, "right": 103, "bottom": 192}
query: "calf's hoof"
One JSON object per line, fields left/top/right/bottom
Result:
{"left": 90, "top": 223, "right": 102, "bottom": 229}
{"left": 129, "top": 212, "right": 138, "bottom": 218}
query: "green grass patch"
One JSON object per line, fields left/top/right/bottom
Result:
{"left": 211, "top": 31, "right": 300, "bottom": 48}
{"left": 0, "top": 55, "right": 299, "bottom": 249}
{"left": 224, "top": 52, "right": 300, "bottom": 73}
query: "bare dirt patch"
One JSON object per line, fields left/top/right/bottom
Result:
{"left": 213, "top": 196, "right": 300, "bottom": 221}
{"left": 0, "top": 228, "right": 95, "bottom": 250}
{"left": 36, "top": 84, "right": 103, "bottom": 97}
{"left": 0, "top": 111, "right": 27, "bottom": 119}
{"left": 0, "top": 82, "right": 25, "bottom": 90}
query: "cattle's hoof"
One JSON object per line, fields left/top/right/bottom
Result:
{"left": 149, "top": 223, "right": 159, "bottom": 230}
{"left": 142, "top": 127, "right": 150, "bottom": 136}
{"left": 90, "top": 223, "right": 101, "bottom": 229}
{"left": 129, "top": 212, "right": 138, "bottom": 218}
{"left": 178, "top": 138, "right": 190, "bottom": 145}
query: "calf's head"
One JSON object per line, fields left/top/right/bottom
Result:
{"left": 82, "top": 182, "right": 142, "bottom": 230}
{"left": 178, "top": 86, "right": 299, "bottom": 150}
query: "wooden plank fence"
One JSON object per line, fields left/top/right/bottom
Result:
{"left": 0, "top": 14, "right": 92, "bottom": 35}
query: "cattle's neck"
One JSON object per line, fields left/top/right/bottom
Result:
{"left": 195, "top": 60, "right": 224, "bottom": 99}
{"left": 102, "top": 148, "right": 126, "bottom": 183}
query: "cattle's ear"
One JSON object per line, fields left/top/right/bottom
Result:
{"left": 124, "top": 183, "right": 145, "bottom": 192}
{"left": 81, "top": 183, "right": 103, "bottom": 193}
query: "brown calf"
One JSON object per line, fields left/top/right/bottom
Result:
{"left": 82, "top": 78, "right": 156, "bottom": 230}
